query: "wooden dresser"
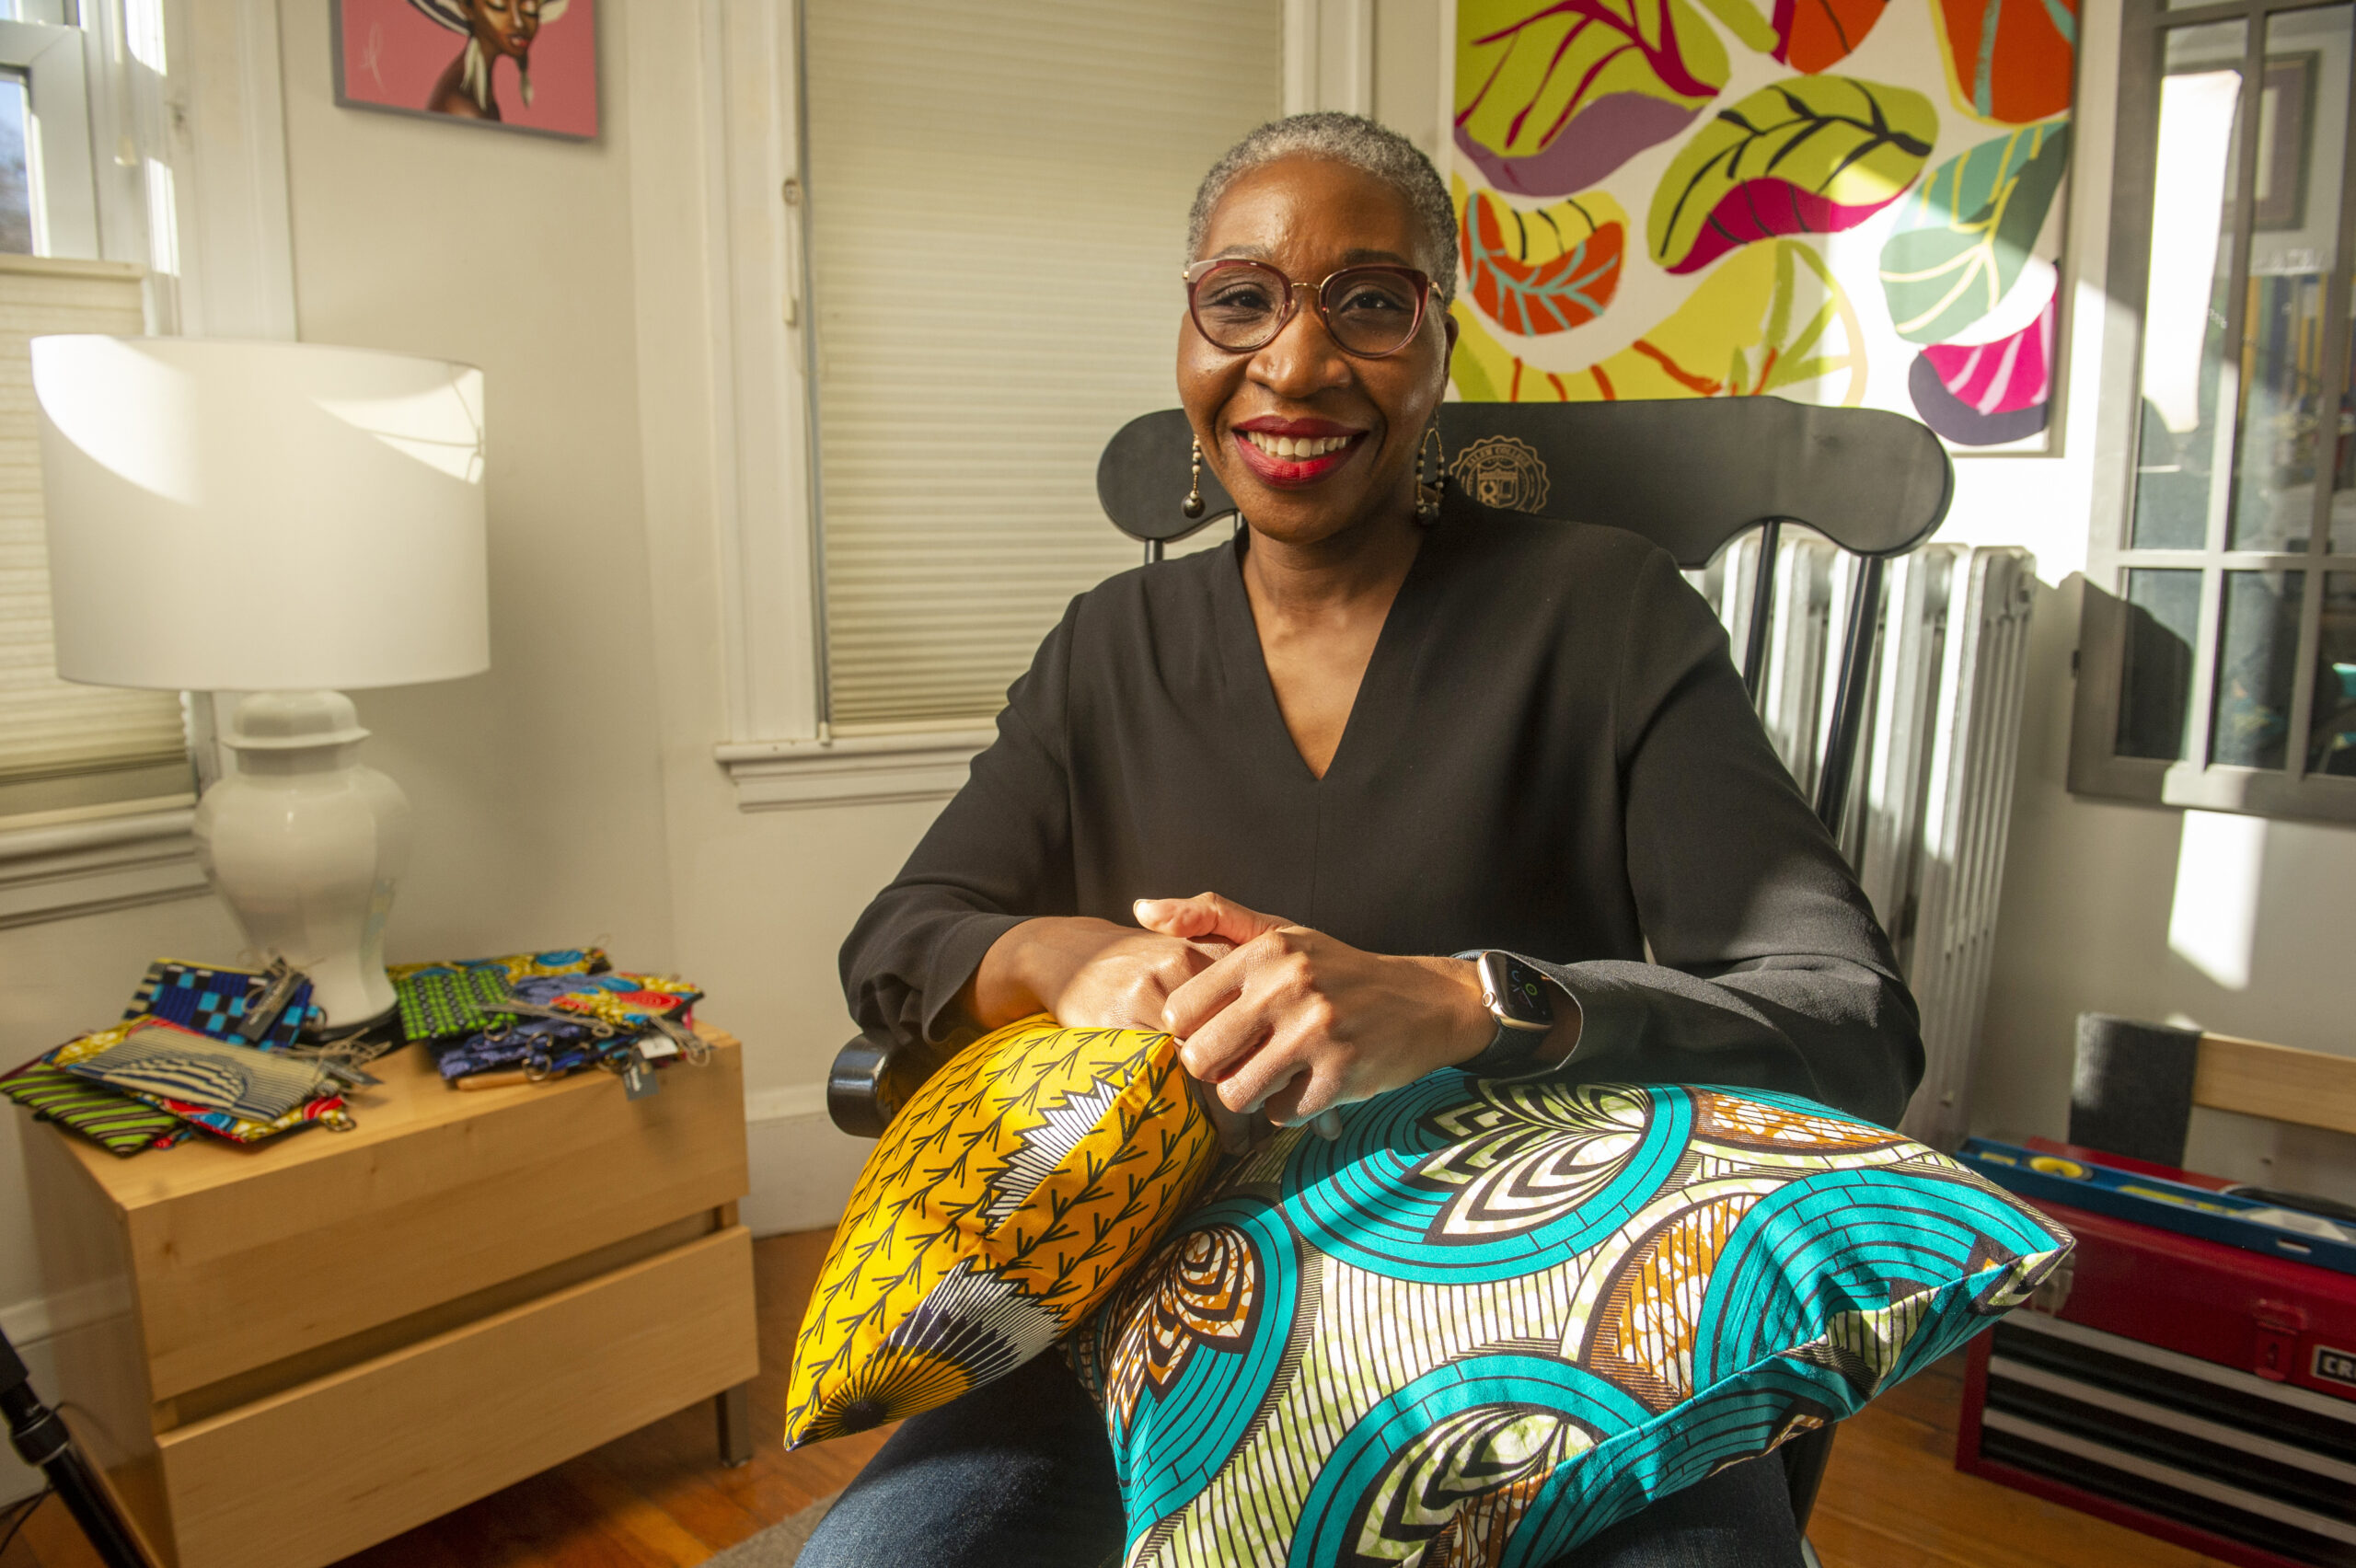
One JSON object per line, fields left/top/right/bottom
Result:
{"left": 19, "top": 1030, "right": 759, "bottom": 1568}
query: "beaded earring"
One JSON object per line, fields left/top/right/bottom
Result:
{"left": 1181, "top": 436, "right": 1206, "bottom": 520}
{"left": 1415, "top": 424, "right": 1447, "bottom": 523}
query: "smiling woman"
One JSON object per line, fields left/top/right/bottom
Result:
{"left": 809, "top": 113, "right": 1921, "bottom": 1568}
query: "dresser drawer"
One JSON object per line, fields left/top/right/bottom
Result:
{"left": 154, "top": 1223, "right": 758, "bottom": 1568}
{"left": 111, "top": 1039, "right": 748, "bottom": 1400}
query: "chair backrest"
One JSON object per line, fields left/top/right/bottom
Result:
{"left": 1093, "top": 398, "right": 1955, "bottom": 831}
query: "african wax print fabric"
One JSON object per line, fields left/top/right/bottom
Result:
{"left": 57, "top": 1018, "right": 334, "bottom": 1121}
{"left": 388, "top": 946, "right": 609, "bottom": 984}
{"left": 124, "top": 1086, "right": 353, "bottom": 1143}
{"left": 1068, "top": 1078, "right": 2073, "bottom": 1568}
{"left": 0, "top": 1054, "right": 190, "bottom": 1155}
{"left": 125, "top": 960, "right": 317, "bottom": 1047}
{"left": 427, "top": 972, "right": 699, "bottom": 1081}
{"left": 394, "top": 963, "right": 512, "bottom": 1043}
{"left": 783, "top": 1017, "right": 1221, "bottom": 1447}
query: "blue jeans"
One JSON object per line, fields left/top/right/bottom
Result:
{"left": 799, "top": 1354, "right": 1808, "bottom": 1568}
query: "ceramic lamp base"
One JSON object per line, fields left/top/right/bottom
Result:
{"left": 191, "top": 691, "right": 413, "bottom": 1033}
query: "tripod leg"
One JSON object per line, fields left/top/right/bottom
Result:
{"left": 3, "top": 1328, "right": 150, "bottom": 1568}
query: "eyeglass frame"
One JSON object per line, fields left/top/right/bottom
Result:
{"left": 1181, "top": 257, "right": 1441, "bottom": 361}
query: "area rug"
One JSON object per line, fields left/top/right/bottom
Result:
{"left": 701, "top": 1493, "right": 837, "bottom": 1567}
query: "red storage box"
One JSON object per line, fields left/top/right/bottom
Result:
{"left": 1955, "top": 1195, "right": 2356, "bottom": 1567}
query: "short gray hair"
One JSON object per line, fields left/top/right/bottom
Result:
{"left": 1186, "top": 113, "right": 1457, "bottom": 305}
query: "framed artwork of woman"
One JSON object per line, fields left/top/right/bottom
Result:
{"left": 333, "top": 0, "right": 598, "bottom": 140}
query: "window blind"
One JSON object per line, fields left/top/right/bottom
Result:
{"left": 0, "top": 256, "right": 189, "bottom": 816}
{"left": 803, "top": 0, "right": 1282, "bottom": 729}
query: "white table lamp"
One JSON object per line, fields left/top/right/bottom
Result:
{"left": 33, "top": 337, "right": 489, "bottom": 1032}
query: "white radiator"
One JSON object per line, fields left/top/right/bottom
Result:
{"left": 1690, "top": 540, "right": 2038, "bottom": 1149}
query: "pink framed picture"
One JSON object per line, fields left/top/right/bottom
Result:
{"left": 333, "top": 0, "right": 597, "bottom": 140}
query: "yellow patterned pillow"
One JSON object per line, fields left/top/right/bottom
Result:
{"left": 783, "top": 1016, "right": 1220, "bottom": 1447}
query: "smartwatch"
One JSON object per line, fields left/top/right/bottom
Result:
{"left": 1461, "top": 951, "right": 1561, "bottom": 1077}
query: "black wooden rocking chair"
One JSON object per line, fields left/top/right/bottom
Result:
{"left": 822, "top": 394, "right": 1955, "bottom": 1538}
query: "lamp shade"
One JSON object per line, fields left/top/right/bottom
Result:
{"left": 31, "top": 337, "right": 489, "bottom": 691}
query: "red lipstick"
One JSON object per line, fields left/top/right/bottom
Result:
{"left": 1230, "top": 417, "right": 1369, "bottom": 488}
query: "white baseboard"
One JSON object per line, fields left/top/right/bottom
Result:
{"left": 742, "top": 1080, "right": 867, "bottom": 1237}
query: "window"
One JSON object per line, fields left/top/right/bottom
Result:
{"left": 0, "top": 2, "right": 191, "bottom": 827}
{"left": 2073, "top": 0, "right": 2356, "bottom": 821}
{"left": 799, "top": 0, "right": 1282, "bottom": 730}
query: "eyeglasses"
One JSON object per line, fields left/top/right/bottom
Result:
{"left": 1183, "top": 258, "right": 1438, "bottom": 359}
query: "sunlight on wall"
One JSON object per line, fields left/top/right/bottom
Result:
{"left": 2166, "top": 809, "right": 2267, "bottom": 990}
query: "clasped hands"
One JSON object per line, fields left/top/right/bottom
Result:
{"left": 971, "top": 894, "right": 1519, "bottom": 1153}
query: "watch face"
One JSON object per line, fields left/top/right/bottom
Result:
{"left": 1484, "top": 952, "right": 1554, "bottom": 1029}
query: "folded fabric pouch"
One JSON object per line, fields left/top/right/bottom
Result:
{"left": 0, "top": 1053, "right": 191, "bottom": 1156}
{"left": 59, "top": 1018, "right": 339, "bottom": 1123}
{"left": 432, "top": 1017, "right": 601, "bottom": 1082}
{"left": 428, "top": 971, "right": 702, "bottom": 1083}
{"left": 514, "top": 971, "right": 701, "bottom": 1029}
{"left": 125, "top": 960, "right": 317, "bottom": 1049}
{"left": 388, "top": 946, "right": 610, "bottom": 985}
{"left": 393, "top": 963, "right": 512, "bottom": 1044}
{"left": 125, "top": 1087, "right": 354, "bottom": 1143}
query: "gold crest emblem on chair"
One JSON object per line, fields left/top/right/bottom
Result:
{"left": 1449, "top": 434, "right": 1552, "bottom": 513}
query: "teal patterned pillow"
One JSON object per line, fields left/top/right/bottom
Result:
{"left": 1068, "top": 1078, "right": 2071, "bottom": 1567}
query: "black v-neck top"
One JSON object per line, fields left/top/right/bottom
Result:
{"left": 839, "top": 491, "right": 1922, "bottom": 1125}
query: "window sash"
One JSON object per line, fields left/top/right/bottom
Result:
{"left": 0, "top": 253, "right": 189, "bottom": 821}
{"left": 2073, "top": 0, "right": 2356, "bottom": 822}
{"left": 799, "top": 0, "right": 1281, "bottom": 730}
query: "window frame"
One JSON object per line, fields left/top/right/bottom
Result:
{"left": 0, "top": 13, "right": 98, "bottom": 259}
{"left": 0, "top": 0, "right": 297, "bottom": 924}
{"left": 687, "top": 0, "right": 1371, "bottom": 808}
{"left": 2073, "top": 0, "right": 2356, "bottom": 823}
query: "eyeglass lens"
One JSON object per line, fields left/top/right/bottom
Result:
{"left": 1190, "top": 261, "right": 1425, "bottom": 355}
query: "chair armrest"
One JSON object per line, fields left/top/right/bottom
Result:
{"left": 826, "top": 1028, "right": 952, "bottom": 1137}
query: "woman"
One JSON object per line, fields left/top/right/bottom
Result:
{"left": 409, "top": 0, "right": 566, "bottom": 121}
{"left": 806, "top": 114, "right": 1920, "bottom": 1568}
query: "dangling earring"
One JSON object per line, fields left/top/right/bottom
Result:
{"left": 1415, "top": 423, "right": 1447, "bottom": 523}
{"left": 1182, "top": 436, "right": 1206, "bottom": 520}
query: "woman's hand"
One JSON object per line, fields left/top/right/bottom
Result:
{"left": 966, "top": 916, "right": 1231, "bottom": 1033}
{"left": 1138, "top": 893, "right": 1499, "bottom": 1132}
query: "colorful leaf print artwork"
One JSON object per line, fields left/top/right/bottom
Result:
{"left": 1933, "top": 0, "right": 2077, "bottom": 124}
{"left": 1777, "top": 0, "right": 1893, "bottom": 70}
{"left": 1878, "top": 121, "right": 2070, "bottom": 345}
{"left": 1907, "top": 283, "right": 2055, "bottom": 445}
{"left": 1648, "top": 76, "right": 1938, "bottom": 274}
{"left": 1449, "top": 239, "right": 1865, "bottom": 406}
{"left": 1694, "top": 0, "right": 1892, "bottom": 71}
{"left": 1457, "top": 179, "right": 1629, "bottom": 335}
{"left": 1455, "top": 0, "right": 1731, "bottom": 198}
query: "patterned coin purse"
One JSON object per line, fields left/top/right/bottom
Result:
{"left": 58, "top": 1018, "right": 338, "bottom": 1122}
{"left": 393, "top": 963, "right": 513, "bottom": 1044}
{"left": 783, "top": 1017, "right": 1221, "bottom": 1447}
{"left": 125, "top": 960, "right": 317, "bottom": 1048}
{"left": 0, "top": 1047, "right": 191, "bottom": 1156}
{"left": 1068, "top": 1078, "right": 2073, "bottom": 1568}
{"left": 389, "top": 947, "right": 610, "bottom": 984}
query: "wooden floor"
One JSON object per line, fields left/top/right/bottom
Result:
{"left": 3, "top": 1229, "right": 2230, "bottom": 1568}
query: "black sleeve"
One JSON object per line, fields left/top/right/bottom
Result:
{"left": 837, "top": 601, "right": 1081, "bottom": 1048}
{"left": 1538, "top": 547, "right": 1923, "bottom": 1126}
